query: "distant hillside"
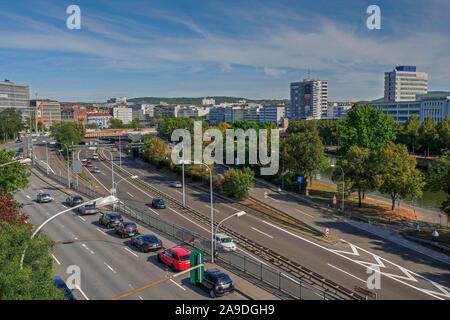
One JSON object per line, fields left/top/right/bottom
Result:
{"left": 128, "top": 96, "right": 287, "bottom": 105}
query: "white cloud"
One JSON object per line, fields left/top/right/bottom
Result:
{"left": 263, "top": 67, "right": 286, "bottom": 77}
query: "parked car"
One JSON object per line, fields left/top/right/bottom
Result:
{"left": 131, "top": 234, "right": 163, "bottom": 252}
{"left": 37, "top": 193, "right": 53, "bottom": 203}
{"left": 170, "top": 181, "right": 182, "bottom": 188}
{"left": 52, "top": 276, "right": 75, "bottom": 300}
{"left": 78, "top": 204, "right": 99, "bottom": 215}
{"left": 99, "top": 212, "right": 123, "bottom": 229}
{"left": 152, "top": 197, "right": 166, "bottom": 209}
{"left": 157, "top": 247, "right": 191, "bottom": 271}
{"left": 215, "top": 233, "right": 237, "bottom": 252}
{"left": 66, "top": 195, "right": 84, "bottom": 207}
{"left": 92, "top": 167, "right": 101, "bottom": 173}
{"left": 114, "top": 221, "right": 139, "bottom": 238}
{"left": 198, "top": 269, "right": 235, "bottom": 298}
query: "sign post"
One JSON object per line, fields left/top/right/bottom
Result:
{"left": 189, "top": 249, "right": 205, "bottom": 285}
{"left": 297, "top": 176, "right": 303, "bottom": 193}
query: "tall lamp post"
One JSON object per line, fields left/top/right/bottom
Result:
{"left": 102, "top": 149, "right": 116, "bottom": 193}
{"left": 331, "top": 164, "right": 345, "bottom": 212}
{"left": 112, "top": 175, "right": 138, "bottom": 210}
{"left": 179, "top": 160, "right": 215, "bottom": 262}
{"left": 0, "top": 158, "right": 32, "bottom": 167}
{"left": 20, "top": 195, "right": 118, "bottom": 269}
{"left": 214, "top": 211, "right": 246, "bottom": 252}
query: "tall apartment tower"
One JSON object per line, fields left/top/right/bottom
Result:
{"left": 289, "top": 79, "right": 328, "bottom": 119}
{"left": 384, "top": 66, "right": 428, "bottom": 102}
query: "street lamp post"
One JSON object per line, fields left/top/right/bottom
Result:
{"left": 103, "top": 149, "right": 115, "bottom": 193}
{"left": 331, "top": 164, "right": 345, "bottom": 212}
{"left": 180, "top": 160, "right": 215, "bottom": 262}
{"left": 112, "top": 175, "right": 138, "bottom": 210}
{"left": 214, "top": 211, "right": 246, "bottom": 252}
{"left": 0, "top": 158, "right": 32, "bottom": 167}
{"left": 20, "top": 195, "right": 118, "bottom": 269}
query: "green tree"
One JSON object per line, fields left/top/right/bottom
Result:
{"left": 0, "top": 149, "right": 30, "bottom": 194}
{"left": 376, "top": 143, "right": 425, "bottom": 210}
{"left": 333, "top": 146, "right": 378, "bottom": 207}
{"left": 142, "top": 135, "right": 170, "bottom": 167}
{"left": 437, "top": 117, "right": 450, "bottom": 151}
{"left": 109, "top": 118, "right": 124, "bottom": 129}
{"left": 222, "top": 167, "right": 254, "bottom": 200}
{"left": 283, "top": 128, "right": 329, "bottom": 188}
{"left": 0, "top": 108, "right": 24, "bottom": 141}
{"left": 50, "top": 122, "right": 84, "bottom": 154}
{"left": 419, "top": 117, "right": 439, "bottom": 157}
{"left": 128, "top": 118, "right": 142, "bottom": 130}
{"left": 402, "top": 114, "right": 421, "bottom": 154}
{"left": 338, "top": 104, "right": 396, "bottom": 155}
{"left": 427, "top": 150, "right": 450, "bottom": 218}
{"left": 85, "top": 123, "right": 99, "bottom": 130}
{"left": 0, "top": 220, "right": 64, "bottom": 300}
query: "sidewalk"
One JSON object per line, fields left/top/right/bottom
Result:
{"left": 252, "top": 177, "right": 450, "bottom": 266}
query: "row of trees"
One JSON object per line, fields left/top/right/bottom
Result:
{"left": 50, "top": 122, "right": 84, "bottom": 155}
{"left": 109, "top": 118, "right": 143, "bottom": 130}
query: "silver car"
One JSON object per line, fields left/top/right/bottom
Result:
{"left": 170, "top": 181, "right": 182, "bottom": 188}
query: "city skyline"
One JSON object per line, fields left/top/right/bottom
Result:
{"left": 1, "top": 0, "right": 450, "bottom": 102}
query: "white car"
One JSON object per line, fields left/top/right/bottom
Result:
{"left": 170, "top": 181, "right": 182, "bottom": 188}
{"left": 92, "top": 154, "right": 99, "bottom": 160}
{"left": 215, "top": 233, "right": 237, "bottom": 252}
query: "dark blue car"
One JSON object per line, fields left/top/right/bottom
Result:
{"left": 131, "top": 234, "right": 163, "bottom": 252}
{"left": 53, "top": 276, "right": 76, "bottom": 300}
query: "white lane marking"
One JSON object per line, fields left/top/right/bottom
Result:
{"left": 62, "top": 204, "right": 68, "bottom": 209}
{"left": 173, "top": 190, "right": 182, "bottom": 195}
{"left": 25, "top": 194, "right": 32, "bottom": 200}
{"left": 101, "top": 172, "right": 107, "bottom": 176}
{"left": 148, "top": 208, "right": 160, "bottom": 216}
{"left": 170, "top": 279, "right": 186, "bottom": 291}
{"left": 138, "top": 296, "right": 144, "bottom": 300}
{"left": 295, "top": 208, "right": 314, "bottom": 218}
{"left": 221, "top": 203, "right": 240, "bottom": 212}
{"left": 96, "top": 228, "right": 107, "bottom": 235}
{"left": 251, "top": 227, "right": 274, "bottom": 239}
{"left": 103, "top": 261, "right": 117, "bottom": 274}
{"left": 168, "top": 207, "right": 209, "bottom": 232}
{"left": 261, "top": 220, "right": 448, "bottom": 300}
{"left": 51, "top": 254, "right": 61, "bottom": 265}
{"left": 126, "top": 192, "right": 135, "bottom": 198}
{"left": 236, "top": 247, "right": 269, "bottom": 266}
{"left": 124, "top": 247, "right": 139, "bottom": 258}
{"left": 78, "top": 216, "right": 86, "bottom": 222}
{"left": 75, "top": 285, "right": 90, "bottom": 300}
{"left": 205, "top": 204, "right": 220, "bottom": 213}
{"left": 328, "top": 264, "right": 366, "bottom": 283}
{"left": 268, "top": 196, "right": 280, "bottom": 203}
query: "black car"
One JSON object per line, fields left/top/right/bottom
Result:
{"left": 115, "top": 221, "right": 139, "bottom": 238}
{"left": 52, "top": 276, "right": 75, "bottom": 300}
{"left": 131, "top": 234, "right": 163, "bottom": 252}
{"left": 152, "top": 197, "right": 166, "bottom": 209}
{"left": 99, "top": 212, "right": 123, "bottom": 229}
{"left": 66, "top": 195, "right": 84, "bottom": 207}
{"left": 78, "top": 204, "right": 99, "bottom": 215}
{"left": 198, "top": 269, "right": 235, "bottom": 298}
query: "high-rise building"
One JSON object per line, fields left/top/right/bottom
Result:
{"left": 384, "top": 66, "right": 428, "bottom": 102}
{"left": 0, "top": 79, "right": 30, "bottom": 121}
{"left": 113, "top": 107, "right": 133, "bottom": 124}
{"left": 289, "top": 79, "right": 328, "bottom": 119}
{"left": 30, "top": 100, "right": 62, "bottom": 129}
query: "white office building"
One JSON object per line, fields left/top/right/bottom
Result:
{"left": 113, "top": 107, "right": 133, "bottom": 124}
{"left": 326, "top": 102, "right": 354, "bottom": 119}
{"left": 419, "top": 92, "right": 450, "bottom": 123}
{"left": 384, "top": 66, "right": 428, "bottom": 102}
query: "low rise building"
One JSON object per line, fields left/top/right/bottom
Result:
{"left": 31, "top": 99, "right": 61, "bottom": 128}
{"left": 87, "top": 112, "right": 112, "bottom": 128}
{"left": 113, "top": 107, "right": 133, "bottom": 124}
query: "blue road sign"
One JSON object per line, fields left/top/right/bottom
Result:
{"left": 297, "top": 176, "right": 303, "bottom": 184}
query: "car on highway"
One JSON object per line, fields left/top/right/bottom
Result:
{"left": 78, "top": 204, "right": 99, "bottom": 215}
{"left": 80, "top": 158, "right": 88, "bottom": 163}
{"left": 111, "top": 147, "right": 118, "bottom": 152}
{"left": 157, "top": 247, "right": 191, "bottom": 271}
{"left": 99, "top": 212, "right": 123, "bottom": 229}
{"left": 37, "top": 192, "right": 53, "bottom": 203}
{"left": 66, "top": 195, "right": 84, "bottom": 207}
{"left": 151, "top": 197, "right": 166, "bottom": 209}
{"left": 169, "top": 181, "right": 182, "bottom": 188}
{"left": 197, "top": 268, "right": 235, "bottom": 298}
{"left": 16, "top": 138, "right": 22, "bottom": 143}
{"left": 92, "top": 153, "right": 99, "bottom": 160}
{"left": 215, "top": 233, "right": 237, "bottom": 252}
{"left": 114, "top": 221, "right": 139, "bottom": 238}
{"left": 92, "top": 167, "right": 101, "bottom": 173}
{"left": 52, "top": 276, "right": 75, "bottom": 300}
{"left": 85, "top": 160, "right": 93, "bottom": 167}
{"left": 131, "top": 234, "right": 163, "bottom": 252}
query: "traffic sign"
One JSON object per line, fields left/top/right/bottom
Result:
{"left": 297, "top": 176, "right": 303, "bottom": 184}
{"left": 189, "top": 249, "right": 205, "bottom": 285}
{"left": 73, "top": 160, "right": 83, "bottom": 174}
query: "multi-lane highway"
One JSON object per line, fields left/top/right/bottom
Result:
{"left": 16, "top": 170, "right": 246, "bottom": 300}
{"left": 29, "top": 137, "right": 450, "bottom": 300}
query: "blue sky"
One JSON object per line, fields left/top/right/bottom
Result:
{"left": 0, "top": 0, "right": 449, "bottom": 102}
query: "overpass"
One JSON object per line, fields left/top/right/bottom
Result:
{"left": 84, "top": 128, "right": 157, "bottom": 139}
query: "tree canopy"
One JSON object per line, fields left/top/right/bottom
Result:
{"left": 0, "top": 149, "right": 30, "bottom": 194}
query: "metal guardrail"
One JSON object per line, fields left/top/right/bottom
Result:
{"left": 33, "top": 159, "right": 354, "bottom": 300}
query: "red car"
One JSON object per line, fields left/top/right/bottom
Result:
{"left": 85, "top": 160, "right": 93, "bottom": 168}
{"left": 157, "top": 247, "right": 191, "bottom": 271}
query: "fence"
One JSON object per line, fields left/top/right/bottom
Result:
{"left": 33, "top": 160, "right": 337, "bottom": 300}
